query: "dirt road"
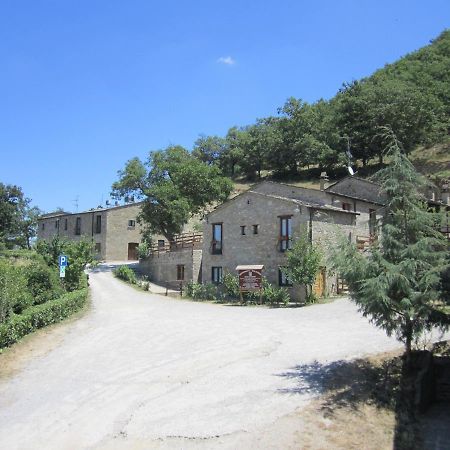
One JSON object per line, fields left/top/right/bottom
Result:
{"left": 0, "top": 265, "right": 404, "bottom": 449}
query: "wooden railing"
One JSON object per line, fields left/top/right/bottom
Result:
{"left": 149, "top": 232, "right": 203, "bottom": 256}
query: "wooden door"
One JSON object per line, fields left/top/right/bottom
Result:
{"left": 313, "top": 267, "right": 326, "bottom": 297}
{"left": 128, "top": 243, "right": 139, "bottom": 260}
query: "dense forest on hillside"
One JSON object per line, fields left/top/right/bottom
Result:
{"left": 190, "top": 30, "right": 449, "bottom": 181}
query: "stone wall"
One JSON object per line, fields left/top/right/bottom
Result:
{"left": 104, "top": 204, "right": 143, "bottom": 261}
{"left": 140, "top": 248, "right": 202, "bottom": 285}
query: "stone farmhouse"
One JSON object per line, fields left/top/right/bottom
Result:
{"left": 37, "top": 202, "right": 144, "bottom": 261}
{"left": 140, "top": 176, "right": 389, "bottom": 301}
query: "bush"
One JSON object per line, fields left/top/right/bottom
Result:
{"left": 0, "top": 288, "right": 88, "bottom": 349}
{"left": 24, "top": 263, "right": 63, "bottom": 306}
{"left": 113, "top": 265, "right": 137, "bottom": 284}
{"left": 222, "top": 272, "right": 240, "bottom": 299}
{"left": 263, "top": 281, "right": 290, "bottom": 306}
{"left": 35, "top": 237, "right": 96, "bottom": 291}
{"left": 137, "top": 242, "right": 151, "bottom": 259}
{"left": 186, "top": 282, "right": 222, "bottom": 301}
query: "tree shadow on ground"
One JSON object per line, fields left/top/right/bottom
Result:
{"left": 277, "top": 357, "right": 401, "bottom": 417}
{"left": 277, "top": 355, "right": 431, "bottom": 449}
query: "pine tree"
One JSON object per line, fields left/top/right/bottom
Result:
{"left": 332, "top": 129, "right": 449, "bottom": 363}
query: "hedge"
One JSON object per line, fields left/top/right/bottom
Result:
{"left": 0, "top": 288, "right": 88, "bottom": 349}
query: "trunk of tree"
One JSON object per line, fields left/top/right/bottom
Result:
{"left": 362, "top": 158, "right": 367, "bottom": 167}
{"left": 404, "top": 319, "right": 413, "bottom": 371}
{"left": 378, "top": 153, "right": 383, "bottom": 165}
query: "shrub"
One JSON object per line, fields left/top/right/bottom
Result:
{"left": 24, "top": 263, "right": 63, "bottom": 306}
{"left": 137, "top": 242, "right": 151, "bottom": 259}
{"left": 0, "top": 288, "right": 88, "bottom": 349}
{"left": 186, "top": 282, "right": 221, "bottom": 301}
{"left": 222, "top": 272, "right": 240, "bottom": 299}
{"left": 0, "top": 260, "right": 32, "bottom": 322}
{"left": 113, "top": 265, "right": 137, "bottom": 284}
{"left": 263, "top": 282, "right": 290, "bottom": 306}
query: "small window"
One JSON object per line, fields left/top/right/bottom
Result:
{"left": 42, "top": 223, "right": 45, "bottom": 230}
{"left": 128, "top": 219, "right": 136, "bottom": 228}
{"left": 95, "top": 215, "right": 102, "bottom": 234}
{"left": 75, "top": 217, "right": 81, "bottom": 235}
{"left": 158, "top": 239, "right": 165, "bottom": 248}
{"left": 278, "top": 268, "right": 293, "bottom": 287}
{"left": 177, "top": 264, "right": 185, "bottom": 281}
{"left": 279, "top": 216, "right": 292, "bottom": 252}
{"left": 64, "top": 219, "right": 68, "bottom": 231}
{"left": 240, "top": 225, "right": 246, "bottom": 235}
{"left": 55, "top": 220, "right": 59, "bottom": 229}
{"left": 212, "top": 266, "right": 223, "bottom": 284}
{"left": 95, "top": 243, "right": 101, "bottom": 253}
{"left": 342, "top": 202, "right": 352, "bottom": 211}
{"left": 253, "top": 224, "right": 259, "bottom": 234}
{"left": 212, "top": 223, "right": 223, "bottom": 254}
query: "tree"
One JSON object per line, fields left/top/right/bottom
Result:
{"left": 192, "top": 135, "right": 227, "bottom": 166}
{"left": 0, "top": 183, "right": 41, "bottom": 249}
{"left": 282, "top": 231, "right": 322, "bottom": 303}
{"left": 331, "top": 130, "right": 449, "bottom": 363}
{"left": 111, "top": 145, "right": 233, "bottom": 241}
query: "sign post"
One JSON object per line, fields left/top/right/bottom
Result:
{"left": 235, "top": 265, "right": 264, "bottom": 304}
{"left": 59, "top": 254, "right": 68, "bottom": 279}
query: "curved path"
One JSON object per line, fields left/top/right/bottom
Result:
{"left": 0, "top": 265, "right": 403, "bottom": 449}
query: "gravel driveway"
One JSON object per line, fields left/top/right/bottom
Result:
{"left": 0, "top": 264, "right": 404, "bottom": 449}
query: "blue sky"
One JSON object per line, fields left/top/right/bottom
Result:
{"left": 1, "top": 0, "right": 449, "bottom": 213}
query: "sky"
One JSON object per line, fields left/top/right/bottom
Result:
{"left": 1, "top": 0, "right": 449, "bottom": 213}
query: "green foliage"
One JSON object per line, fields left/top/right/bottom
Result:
{"left": 113, "top": 265, "right": 138, "bottom": 284}
{"left": 0, "top": 288, "right": 88, "bottom": 349}
{"left": 35, "top": 237, "right": 95, "bottom": 291}
{"left": 0, "top": 183, "right": 42, "bottom": 250}
{"left": 24, "top": 263, "right": 63, "bottom": 305}
{"left": 0, "top": 260, "right": 30, "bottom": 322}
{"left": 283, "top": 232, "right": 323, "bottom": 297}
{"left": 222, "top": 272, "right": 240, "bottom": 298}
{"left": 262, "top": 280, "right": 290, "bottom": 306}
{"left": 137, "top": 242, "right": 150, "bottom": 259}
{"left": 186, "top": 282, "right": 221, "bottom": 301}
{"left": 331, "top": 131, "right": 449, "bottom": 358}
{"left": 112, "top": 146, "right": 233, "bottom": 241}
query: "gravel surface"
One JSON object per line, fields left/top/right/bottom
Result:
{"left": 0, "top": 264, "right": 407, "bottom": 449}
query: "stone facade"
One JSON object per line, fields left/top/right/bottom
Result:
{"left": 37, "top": 203, "right": 144, "bottom": 261}
{"left": 140, "top": 249, "right": 202, "bottom": 285}
{"left": 201, "top": 188, "right": 358, "bottom": 301}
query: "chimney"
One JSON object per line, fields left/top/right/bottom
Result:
{"left": 320, "top": 172, "right": 329, "bottom": 191}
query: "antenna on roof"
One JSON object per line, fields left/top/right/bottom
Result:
{"left": 72, "top": 195, "right": 79, "bottom": 212}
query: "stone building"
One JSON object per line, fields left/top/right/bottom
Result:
{"left": 37, "top": 202, "right": 144, "bottom": 261}
{"left": 201, "top": 179, "right": 373, "bottom": 301}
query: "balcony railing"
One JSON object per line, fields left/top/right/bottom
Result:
{"left": 149, "top": 232, "right": 203, "bottom": 256}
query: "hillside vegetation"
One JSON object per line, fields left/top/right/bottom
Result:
{"left": 190, "top": 29, "right": 449, "bottom": 184}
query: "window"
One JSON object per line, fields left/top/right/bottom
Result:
{"left": 253, "top": 224, "right": 259, "bottom": 234}
{"left": 64, "top": 219, "right": 68, "bottom": 231}
{"left": 158, "top": 239, "right": 165, "bottom": 248}
{"left": 95, "top": 243, "right": 101, "bottom": 253}
{"left": 55, "top": 220, "right": 59, "bottom": 229}
{"left": 42, "top": 223, "right": 45, "bottom": 230}
{"left": 212, "top": 223, "right": 223, "bottom": 254}
{"left": 212, "top": 266, "right": 223, "bottom": 284}
{"left": 278, "top": 268, "right": 293, "bottom": 287}
{"left": 75, "top": 217, "right": 81, "bottom": 235}
{"left": 369, "top": 209, "right": 376, "bottom": 236}
{"left": 342, "top": 202, "right": 352, "bottom": 211}
{"left": 240, "top": 225, "right": 246, "bottom": 235}
{"left": 177, "top": 264, "right": 185, "bottom": 281}
{"left": 128, "top": 219, "right": 136, "bottom": 228}
{"left": 95, "top": 215, "right": 102, "bottom": 233}
{"left": 279, "top": 216, "right": 292, "bottom": 252}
